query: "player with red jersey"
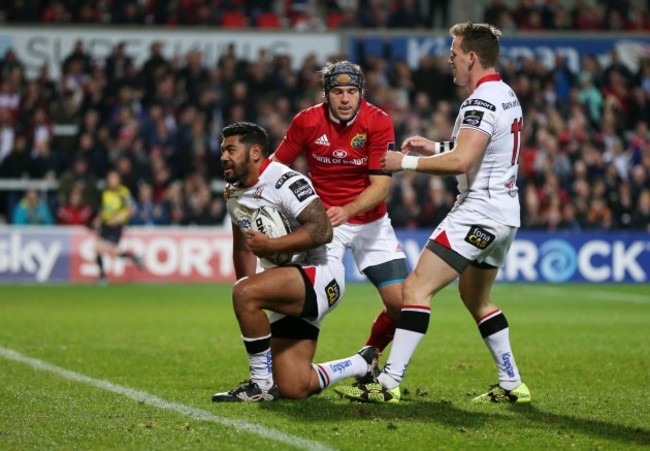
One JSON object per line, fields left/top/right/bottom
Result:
{"left": 272, "top": 61, "right": 408, "bottom": 382}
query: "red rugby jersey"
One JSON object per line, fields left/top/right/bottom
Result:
{"left": 274, "top": 100, "right": 395, "bottom": 224}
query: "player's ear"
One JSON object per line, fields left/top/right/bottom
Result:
{"left": 250, "top": 144, "right": 263, "bottom": 162}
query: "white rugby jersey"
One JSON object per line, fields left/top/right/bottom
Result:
{"left": 452, "top": 73, "right": 522, "bottom": 227}
{"left": 226, "top": 159, "right": 327, "bottom": 267}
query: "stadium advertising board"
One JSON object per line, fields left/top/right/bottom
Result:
{"left": 345, "top": 231, "right": 650, "bottom": 284}
{"left": 0, "top": 27, "right": 340, "bottom": 79}
{"left": 349, "top": 34, "right": 650, "bottom": 73}
{"left": 0, "top": 226, "right": 236, "bottom": 283}
{"left": 1, "top": 228, "right": 648, "bottom": 283}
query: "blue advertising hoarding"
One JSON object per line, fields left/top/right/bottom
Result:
{"left": 344, "top": 230, "right": 650, "bottom": 284}
{"left": 349, "top": 34, "right": 650, "bottom": 73}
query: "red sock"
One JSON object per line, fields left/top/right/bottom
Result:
{"left": 365, "top": 310, "right": 396, "bottom": 352}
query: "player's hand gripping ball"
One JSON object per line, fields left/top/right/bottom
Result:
{"left": 251, "top": 206, "right": 293, "bottom": 266}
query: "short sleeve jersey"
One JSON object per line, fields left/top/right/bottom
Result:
{"left": 274, "top": 100, "right": 395, "bottom": 224}
{"left": 226, "top": 159, "right": 326, "bottom": 267}
{"left": 100, "top": 185, "right": 133, "bottom": 226}
{"left": 453, "top": 74, "right": 522, "bottom": 227}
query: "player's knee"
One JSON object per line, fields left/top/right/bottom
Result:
{"left": 232, "top": 278, "right": 253, "bottom": 308}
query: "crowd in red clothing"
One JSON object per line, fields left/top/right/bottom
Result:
{"left": 2, "top": 1, "right": 649, "bottom": 31}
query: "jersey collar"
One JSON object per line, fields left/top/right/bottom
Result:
{"left": 259, "top": 158, "right": 272, "bottom": 175}
{"left": 327, "top": 100, "right": 361, "bottom": 127}
{"left": 476, "top": 73, "right": 501, "bottom": 89}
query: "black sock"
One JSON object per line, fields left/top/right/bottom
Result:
{"left": 96, "top": 255, "right": 104, "bottom": 278}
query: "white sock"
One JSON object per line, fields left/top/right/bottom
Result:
{"left": 379, "top": 306, "right": 430, "bottom": 388}
{"left": 249, "top": 349, "right": 274, "bottom": 389}
{"left": 381, "top": 328, "right": 426, "bottom": 388}
{"left": 483, "top": 328, "right": 521, "bottom": 390}
{"left": 312, "top": 354, "right": 368, "bottom": 390}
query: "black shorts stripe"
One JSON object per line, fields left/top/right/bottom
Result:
{"left": 288, "top": 264, "right": 318, "bottom": 320}
{"left": 425, "top": 239, "right": 470, "bottom": 273}
{"left": 271, "top": 316, "right": 320, "bottom": 340}
{"left": 471, "top": 260, "right": 498, "bottom": 269}
{"left": 363, "top": 258, "right": 408, "bottom": 287}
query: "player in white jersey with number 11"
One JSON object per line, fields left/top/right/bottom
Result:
{"left": 336, "top": 22, "right": 531, "bottom": 404}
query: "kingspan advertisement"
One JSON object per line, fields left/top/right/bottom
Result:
{"left": 1, "top": 227, "right": 649, "bottom": 284}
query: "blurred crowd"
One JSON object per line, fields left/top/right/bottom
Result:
{"left": 0, "top": 4, "right": 649, "bottom": 231}
{"left": 2, "top": 0, "right": 648, "bottom": 31}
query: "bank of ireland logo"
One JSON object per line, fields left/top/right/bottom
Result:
{"left": 539, "top": 239, "right": 577, "bottom": 282}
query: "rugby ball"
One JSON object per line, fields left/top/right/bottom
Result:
{"left": 251, "top": 206, "right": 293, "bottom": 266}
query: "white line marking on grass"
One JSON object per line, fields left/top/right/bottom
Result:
{"left": 0, "top": 347, "right": 334, "bottom": 451}
{"left": 512, "top": 286, "right": 650, "bottom": 304}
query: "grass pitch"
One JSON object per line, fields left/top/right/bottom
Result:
{"left": 1, "top": 283, "right": 649, "bottom": 450}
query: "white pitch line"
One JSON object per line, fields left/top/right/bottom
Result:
{"left": 0, "top": 347, "right": 334, "bottom": 451}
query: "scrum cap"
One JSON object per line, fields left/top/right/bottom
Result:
{"left": 322, "top": 61, "right": 364, "bottom": 94}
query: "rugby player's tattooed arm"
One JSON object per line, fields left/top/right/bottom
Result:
{"left": 296, "top": 199, "right": 333, "bottom": 246}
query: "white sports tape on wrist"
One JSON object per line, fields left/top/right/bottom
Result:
{"left": 401, "top": 155, "right": 419, "bottom": 171}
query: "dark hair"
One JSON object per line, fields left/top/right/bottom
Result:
{"left": 449, "top": 22, "right": 502, "bottom": 69}
{"left": 221, "top": 122, "right": 269, "bottom": 157}
{"left": 321, "top": 60, "right": 364, "bottom": 95}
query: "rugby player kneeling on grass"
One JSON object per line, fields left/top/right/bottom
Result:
{"left": 212, "top": 122, "right": 379, "bottom": 402}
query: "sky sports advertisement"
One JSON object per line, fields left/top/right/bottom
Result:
{"left": 349, "top": 34, "right": 650, "bottom": 73}
{"left": 1, "top": 227, "right": 648, "bottom": 284}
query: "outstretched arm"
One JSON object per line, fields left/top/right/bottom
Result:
{"left": 383, "top": 129, "right": 488, "bottom": 176}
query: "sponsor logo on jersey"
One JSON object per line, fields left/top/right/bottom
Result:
{"left": 325, "top": 279, "right": 341, "bottom": 306}
{"left": 315, "top": 134, "right": 330, "bottom": 146}
{"left": 464, "top": 225, "right": 495, "bottom": 249}
{"left": 462, "top": 109, "right": 484, "bottom": 127}
{"left": 275, "top": 171, "right": 300, "bottom": 188}
{"left": 253, "top": 187, "right": 264, "bottom": 198}
{"left": 350, "top": 133, "right": 366, "bottom": 149}
{"left": 502, "top": 99, "right": 520, "bottom": 110}
{"left": 462, "top": 98, "right": 496, "bottom": 111}
{"left": 333, "top": 149, "right": 347, "bottom": 158}
{"left": 289, "top": 179, "right": 315, "bottom": 202}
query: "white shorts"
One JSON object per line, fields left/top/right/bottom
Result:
{"left": 330, "top": 214, "right": 405, "bottom": 272}
{"left": 268, "top": 254, "right": 345, "bottom": 330}
{"left": 429, "top": 207, "right": 517, "bottom": 268}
